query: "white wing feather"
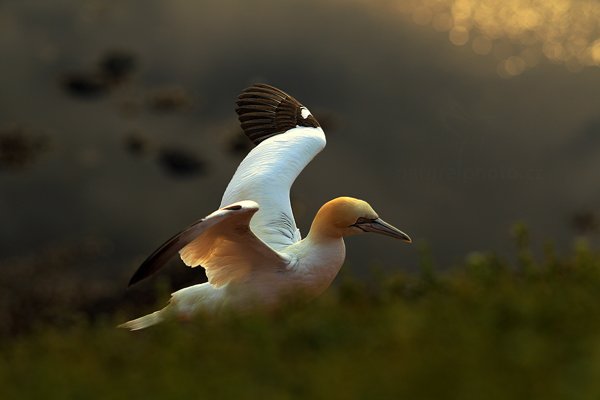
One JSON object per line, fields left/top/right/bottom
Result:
{"left": 179, "top": 201, "right": 291, "bottom": 287}
{"left": 220, "top": 127, "right": 325, "bottom": 250}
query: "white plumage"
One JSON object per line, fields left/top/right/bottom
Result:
{"left": 220, "top": 126, "right": 325, "bottom": 249}
{"left": 120, "top": 84, "right": 410, "bottom": 330}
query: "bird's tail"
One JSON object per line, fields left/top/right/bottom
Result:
{"left": 118, "top": 307, "right": 168, "bottom": 331}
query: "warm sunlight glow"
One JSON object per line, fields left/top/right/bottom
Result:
{"left": 395, "top": 0, "right": 600, "bottom": 77}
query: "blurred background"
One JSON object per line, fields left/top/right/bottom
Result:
{"left": 1, "top": 0, "right": 599, "bottom": 332}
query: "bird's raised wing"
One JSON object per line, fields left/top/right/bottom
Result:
{"left": 221, "top": 84, "right": 326, "bottom": 250}
{"left": 128, "top": 201, "right": 291, "bottom": 287}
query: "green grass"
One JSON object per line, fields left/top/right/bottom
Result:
{"left": 2, "top": 236, "right": 600, "bottom": 399}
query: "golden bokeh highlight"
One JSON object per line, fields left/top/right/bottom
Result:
{"left": 449, "top": 27, "right": 469, "bottom": 45}
{"left": 395, "top": 0, "right": 600, "bottom": 77}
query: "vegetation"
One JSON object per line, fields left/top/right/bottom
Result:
{"left": 2, "top": 229, "right": 600, "bottom": 399}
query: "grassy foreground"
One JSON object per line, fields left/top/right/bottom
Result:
{"left": 2, "top": 238, "right": 600, "bottom": 399}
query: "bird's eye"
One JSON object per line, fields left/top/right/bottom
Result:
{"left": 351, "top": 217, "right": 373, "bottom": 227}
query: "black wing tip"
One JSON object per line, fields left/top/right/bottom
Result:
{"left": 127, "top": 267, "right": 147, "bottom": 286}
{"left": 127, "top": 275, "right": 141, "bottom": 287}
{"left": 238, "top": 83, "right": 290, "bottom": 100}
{"left": 126, "top": 216, "right": 208, "bottom": 287}
{"left": 235, "top": 83, "right": 320, "bottom": 145}
{"left": 127, "top": 260, "right": 154, "bottom": 287}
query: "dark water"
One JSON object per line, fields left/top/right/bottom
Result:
{"left": 1, "top": 0, "right": 599, "bottom": 290}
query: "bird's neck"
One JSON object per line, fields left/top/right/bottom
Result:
{"left": 294, "top": 232, "right": 346, "bottom": 297}
{"left": 290, "top": 206, "right": 347, "bottom": 288}
{"left": 302, "top": 217, "right": 347, "bottom": 273}
{"left": 307, "top": 206, "right": 345, "bottom": 240}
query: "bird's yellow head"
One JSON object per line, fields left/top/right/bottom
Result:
{"left": 309, "top": 197, "right": 412, "bottom": 242}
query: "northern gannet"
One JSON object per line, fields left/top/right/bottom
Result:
{"left": 119, "top": 84, "right": 411, "bottom": 330}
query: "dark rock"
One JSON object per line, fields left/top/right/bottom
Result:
{"left": 62, "top": 72, "right": 109, "bottom": 98}
{"left": 0, "top": 126, "right": 48, "bottom": 170}
{"left": 124, "top": 133, "right": 149, "bottom": 156}
{"left": 148, "top": 86, "right": 191, "bottom": 112}
{"left": 99, "top": 50, "right": 136, "bottom": 83}
{"left": 158, "top": 147, "right": 206, "bottom": 177}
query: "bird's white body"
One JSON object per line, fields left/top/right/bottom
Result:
{"left": 120, "top": 84, "right": 410, "bottom": 330}
{"left": 171, "top": 235, "right": 345, "bottom": 318}
{"left": 124, "top": 223, "right": 346, "bottom": 330}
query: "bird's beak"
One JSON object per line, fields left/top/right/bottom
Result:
{"left": 357, "top": 218, "right": 412, "bottom": 243}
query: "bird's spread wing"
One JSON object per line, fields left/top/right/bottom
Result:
{"left": 128, "top": 201, "right": 290, "bottom": 287}
{"left": 221, "top": 83, "right": 326, "bottom": 250}
{"left": 236, "top": 83, "right": 322, "bottom": 145}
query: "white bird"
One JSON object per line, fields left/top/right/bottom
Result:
{"left": 119, "top": 84, "right": 411, "bottom": 330}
